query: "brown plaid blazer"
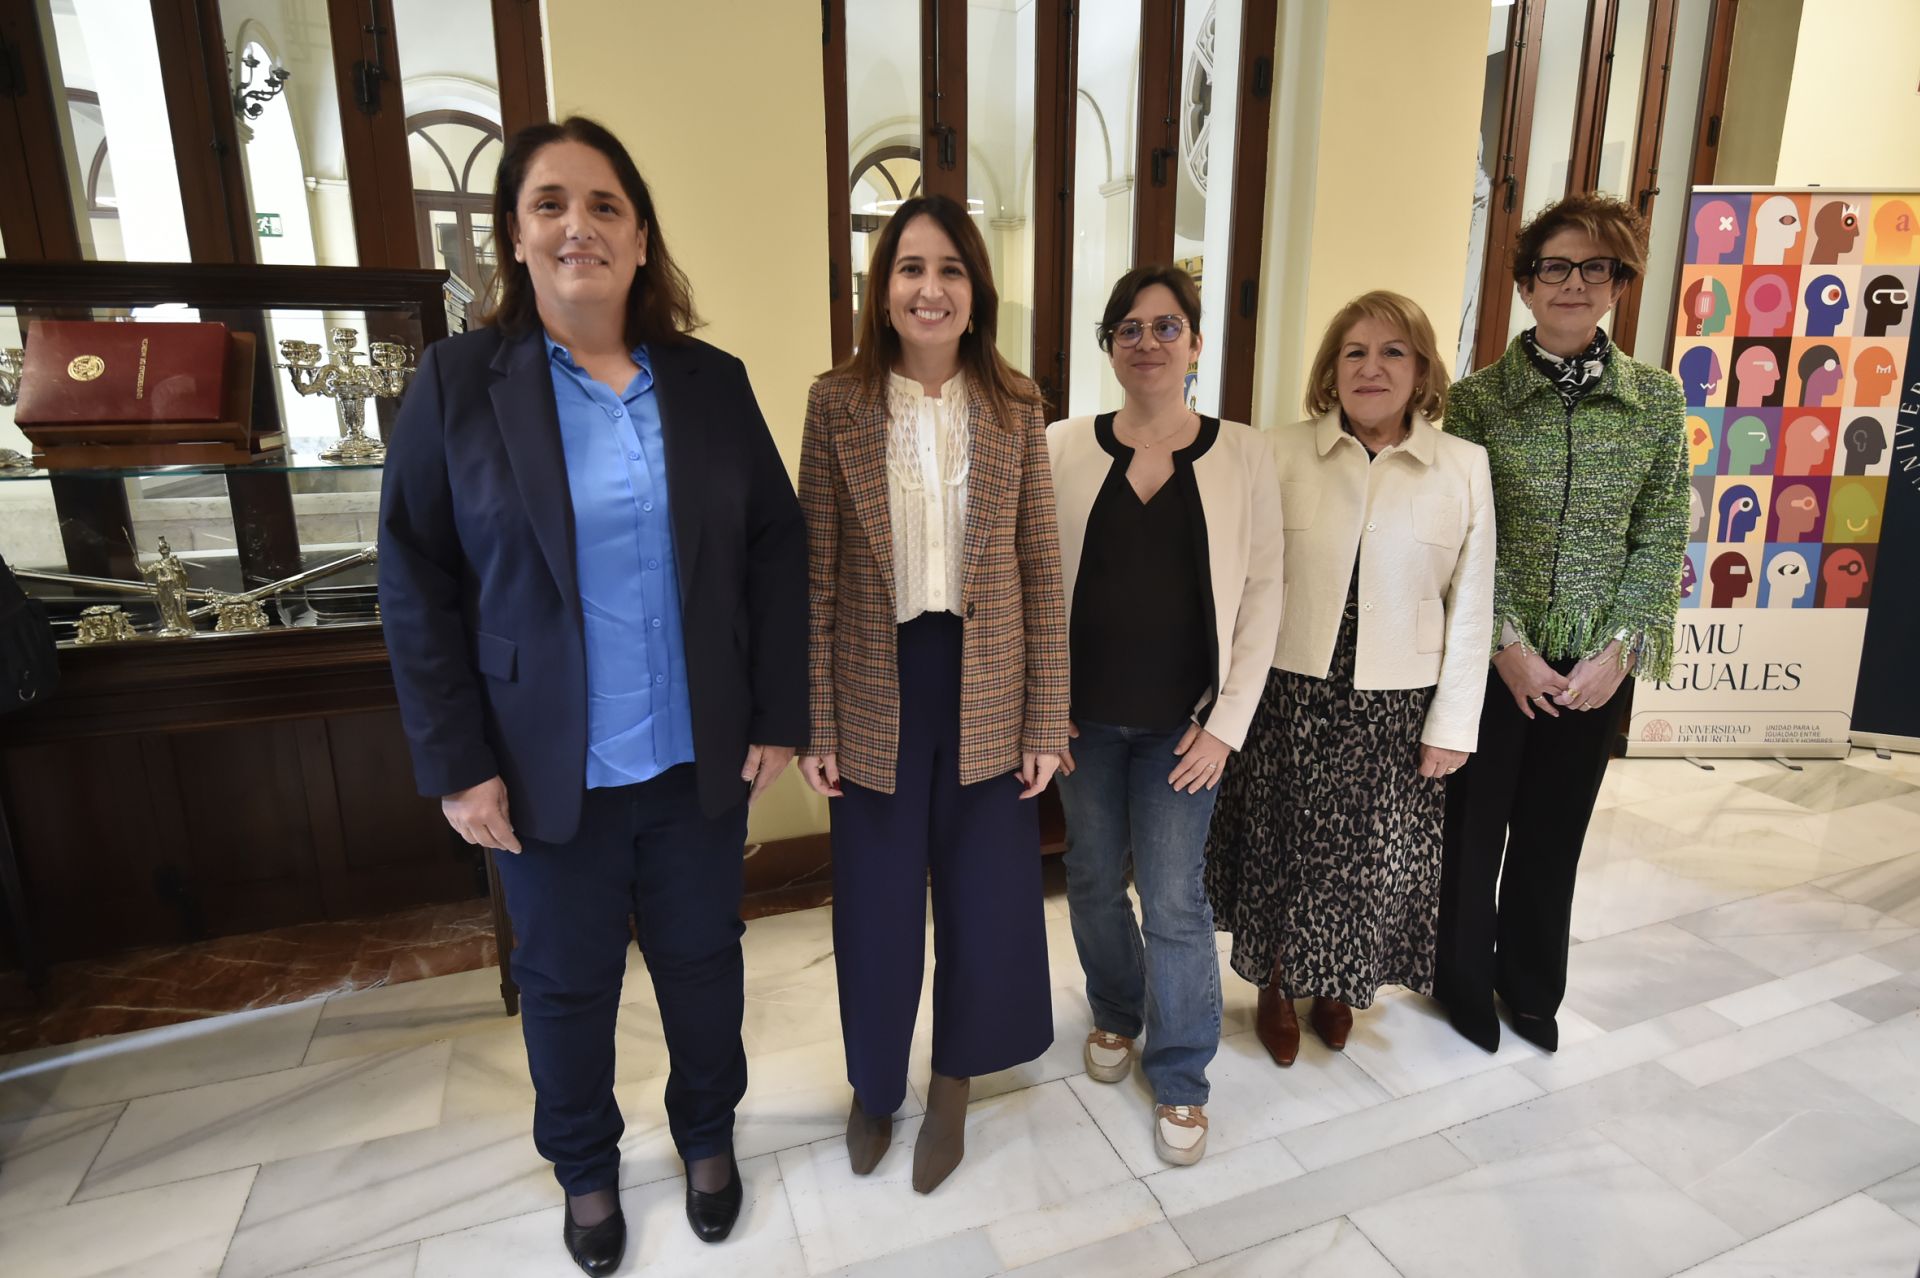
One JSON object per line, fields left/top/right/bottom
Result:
{"left": 799, "top": 370, "right": 1070, "bottom": 794}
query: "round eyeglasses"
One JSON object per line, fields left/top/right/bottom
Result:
{"left": 1109, "top": 315, "right": 1190, "bottom": 348}
{"left": 1532, "top": 257, "right": 1623, "bottom": 285}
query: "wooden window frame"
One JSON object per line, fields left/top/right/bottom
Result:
{"left": 921, "top": 0, "right": 967, "bottom": 205}
{"left": 1473, "top": 0, "right": 1549, "bottom": 372}
{"left": 1134, "top": 0, "right": 1185, "bottom": 268}
{"left": 1606, "top": 0, "right": 1680, "bottom": 354}
{"left": 1220, "top": 0, "right": 1278, "bottom": 424}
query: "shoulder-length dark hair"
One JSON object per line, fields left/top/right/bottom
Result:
{"left": 476, "top": 116, "right": 701, "bottom": 346}
{"left": 831, "top": 194, "right": 1040, "bottom": 431}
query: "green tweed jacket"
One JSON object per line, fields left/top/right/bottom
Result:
{"left": 1444, "top": 334, "right": 1689, "bottom": 682}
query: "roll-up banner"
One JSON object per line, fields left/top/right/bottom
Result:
{"left": 1627, "top": 188, "right": 1918, "bottom": 758}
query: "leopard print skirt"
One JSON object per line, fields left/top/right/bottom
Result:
{"left": 1205, "top": 593, "right": 1444, "bottom": 1008}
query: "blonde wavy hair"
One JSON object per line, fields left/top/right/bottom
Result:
{"left": 1303, "top": 290, "right": 1450, "bottom": 422}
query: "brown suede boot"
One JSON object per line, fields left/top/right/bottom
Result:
{"left": 1256, "top": 985, "right": 1300, "bottom": 1067}
{"left": 1310, "top": 997, "right": 1353, "bottom": 1051}
{"left": 912, "top": 1074, "right": 970, "bottom": 1194}
{"left": 846, "top": 1096, "right": 892, "bottom": 1175}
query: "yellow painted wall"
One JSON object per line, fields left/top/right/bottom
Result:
{"left": 545, "top": 0, "right": 832, "bottom": 843}
{"left": 1256, "top": 0, "right": 1487, "bottom": 425}
{"left": 1775, "top": 0, "right": 1920, "bottom": 187}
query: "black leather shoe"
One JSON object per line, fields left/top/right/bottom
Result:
{"left": 1447, "top": 1001, "right": 1501, "bottom": 1054}
{"left": 562, "top": 1201, "right": 626, "bottom": 1276}
{"left": 685, "top": 1151, "right": 743, "bottom": 1243}
{"left": 1511, "top": 1011, "right": 1559, "bottom": 1053}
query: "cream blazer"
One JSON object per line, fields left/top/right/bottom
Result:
{"left": 1049, "top": 415, "right": 1285, "bottom": 751}
{"left": 1268, "top": 411, "right": 1496, "bottom": 753}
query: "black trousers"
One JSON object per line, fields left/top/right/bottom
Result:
{"left": 494, "top": 765, "right": 748, "bottom": 1195}
{"left": 1437, "top": 661, "right": 1618, "bottom": 1020}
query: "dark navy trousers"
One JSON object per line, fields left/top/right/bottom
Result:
{"left": 830, "top": 612, "right": 1054, "bottom": 1116}
{"left": 493, "top": 764, "right": 748, "bottom": 1195}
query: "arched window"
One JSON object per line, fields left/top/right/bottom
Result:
{"left": 408, "top": 111, "right": 504, "bottom": 296}
{"left": 849, "top": 144, "right": 923, "bottom": 322}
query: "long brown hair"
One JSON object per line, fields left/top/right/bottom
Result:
{"left": 476, "top": 116, "right": 701, "bottom": 346}
{"left": 832, "top": 194, "right": 1039, "bottom": 430}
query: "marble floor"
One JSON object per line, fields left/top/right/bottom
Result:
{"left": 3, "top": 750, "right": 1920, "bottom": 1277}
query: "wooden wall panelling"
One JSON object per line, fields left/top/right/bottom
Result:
{"left": 1220, "top": 0, "right": 1279, "bottom": 424}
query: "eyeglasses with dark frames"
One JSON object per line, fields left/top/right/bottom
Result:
{"left": 1532, "top": 256, "right": 1623, "bottom": 285}
{"left": 1108, "top": 315, "right": 1190, "bottom": 347}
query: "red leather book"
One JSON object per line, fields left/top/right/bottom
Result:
{"left": 14, "top": 320, "right": 230, "bottom": 424}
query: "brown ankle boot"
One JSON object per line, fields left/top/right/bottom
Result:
{"left": 1256, "top": 985, "right": 1300, "bottom": 1067}
{"left": 1310, "top": 996, "right": 1353, "bottom": 1051}
{"left": 912, "top": 1074, "right": 969, "bottom": 1194}
{"left": 846, "top": 1096, "right": 892, "bottom": 1175}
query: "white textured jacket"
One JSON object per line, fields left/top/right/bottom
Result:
{"left": 1049, "top": 414, "right": 1285, "bottom": 751}
{"left": 1268, "top": 411, "right": 1496, "bottom": 753}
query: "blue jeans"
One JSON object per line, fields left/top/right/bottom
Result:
{"left": 1057, "top": 720, "right": 1223, "bottom": 1106}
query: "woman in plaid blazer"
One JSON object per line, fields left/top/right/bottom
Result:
{"left": 798, "top": 194, "right": 1070, "bottom": 1194}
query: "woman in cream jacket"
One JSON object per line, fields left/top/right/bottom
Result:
{"left": 1206, "top": 290, "right": 1494, "bottom": 1067}
{"left": 1049, "top": 265, "right": 1284, "bottom": 1166}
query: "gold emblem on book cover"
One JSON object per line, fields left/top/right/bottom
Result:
{"left": 66, "top": 355, "right": 105, "bottom": 382}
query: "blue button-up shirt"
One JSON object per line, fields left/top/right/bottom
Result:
{"left": 545, "top": 334, "right": 695, "bottom": 788}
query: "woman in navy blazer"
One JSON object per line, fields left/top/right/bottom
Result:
{"left": 378, "top": 117, "right": 806, "bottom": 1275}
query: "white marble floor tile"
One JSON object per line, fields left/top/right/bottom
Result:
{"left": 1350, "top": 1131, "right": 1742, "bottom": 1278}
{"left": 1868, "top": 1164, "right": 1920, "bottom": 1229}
{"left": 1336, "top": 990, "right": 1600, "bottom": 1097}
{"left": 218, "top": 1108, "right": 553, "bottom": 1278}
{"left": 0, "top": 1102, "right": 121, "bottom": 1221}
{"left": 1702, "top": 952, "right": 1899, "bottom": 1026}
{"left": 1570, "top": 854, "right": 1767, "bottom": 942}
{"left": 0, "top": 999, "right": 324, "bottom": 1122}
{"left": 1179, "top": 1217, "right": 1400, "bottom": 1278}
{"left": 1673, "top": 885, "right": 1919, "bottom": 977}
{"left": 1836, "top": 971, "right": 1920, "bottom": 1023}
{"left": 1607, "top": 758, "right": 1784, "bottom": 804}
{"left": 1793, "top": 797, "right": 1920, "bottom": 867}
{"left": 440, "top": 997, "right": 674, "bottom": 1121}
{"left": 1637, "top": 825, "right": 1860, "bottom": 895}
{"left": 1066, "top": 1030, "right": 1388, "bottom": 1179}
{"left": 1442, "top": 1060, "right": 1696, "bottom": 1165}
{"left": 1818, "top": 850, "right": 1920, "bottom": 926}
{"left": 413, "top": 1153, "right": 806, "bottom": 1278}
{"left": 1560, "top": 923, "right": 1775, "bottom": 1032}
{"left": 1279, "top": 1064, "right": 1542, "bottom": 1171}
{"left": 1662, "top": 1000, "right": 1874, "bottom": 1086}
{"left": 1736, "top": 764, "right": 1919, "bottom": 813}
{"left": 78, "top": 1040, "right": 449, "bottom": 1201}
{"left": 1601, "top": 1056, "right": 1920, "bottom": 1239}
{"left": 0, "top": 1165, "right": 254, "bottom": 1278}
{"left": 1604, "top": 785, "right": 1817, "bottom": 854}
{"left": 303, "top": 967, "right": 510, "bottom": 1066}
{"left": 775, "top": 1080, "right": 1133, "bottom": 1273}
{"left": 819, "top": 1231, "right": 1001, "bottom": 1278}
{"left": 1167, "top": 1134, "right": 1473, "bottom": 1265}
{"left": 737, "top": 905, "right": 839, "bottom": 984}
{"left": 1866, "top": 932, "right": 1920, "bottom": 975}
{"left": 982, "top": 1178, "right": 1173, "bottom": 1271}
{"left": 1800, "top": 1008, "right": 1920, "bottom": 1127}
{"left": 277, "top": 1243, "right": 422, "bottom": 1277}
{"left": 1674, "top": 1192, "right": 1920, "bottom": 1276}
{"left": 1138, "top": 1133, "right": 1307, "bottom": 1221}
{"left": 739, "top": 964, "right": 845, "bottom": 1059}
{"left": 999, "top": 1219, "right": 1192, "bottom": 1278}
{"left": 1515, "top": 1005, "right": 1738, "bottom": 1093}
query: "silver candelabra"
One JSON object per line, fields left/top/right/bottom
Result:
{"left": 279, "top": 328, "right": 414, "bottom": 462}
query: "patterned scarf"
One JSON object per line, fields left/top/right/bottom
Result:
{"left": 1522, "top": 327, "right": 1612, "bottom": 411}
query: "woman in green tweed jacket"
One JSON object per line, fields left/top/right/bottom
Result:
{"left": 1436, "top": 192, "right": 1689, "bottom": 1055}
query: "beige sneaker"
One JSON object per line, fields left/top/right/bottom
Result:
{"left": 1084, "top": 1030, "right": 1134, "bottom": 1083}
{"left": 1154, "top": 1104, "right": 1208, "bottom": 1165}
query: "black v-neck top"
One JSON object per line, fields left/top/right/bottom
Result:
{"left": 1069, "top": 413, "right": 1219, "bottom": 732}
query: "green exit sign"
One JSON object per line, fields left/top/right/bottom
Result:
{"left": 255, "top": 213, "right": 283, "bottom": 238}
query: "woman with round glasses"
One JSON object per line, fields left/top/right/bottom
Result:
{"left": 1437, "top": 192, "right": 1689, "bottom": 1054}
{"left": 1207, "top": 290, "right": 1493, "bottom": 1069}
{"left": 1048, "top": 265, "right": 1284, "bottom": 1165}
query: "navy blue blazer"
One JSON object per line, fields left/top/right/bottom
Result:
{"left": 376, "top": 325, "right": 808, "bottom": 844}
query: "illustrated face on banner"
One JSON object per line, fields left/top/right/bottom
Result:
{"left": 1680, "top": 545, "right": 1702, "bottom": 605}
{"left": 1691, "top": 197, "right": 1746, "bottom": 264}
{"left": 1688, "top": 413, "right": 1719, "bottom": 472}
{"left": 1740, "top": 269, "right": 1797, "bottom": 336}
{"left": 1826, "top": 477, "right": 1885, "bottom": 542}
{"left": 1809, "top": 199, "right": 1862, "bottom": 264}
{"left": 1709, "top": 550, "right": 1755, "bottom": 607}
{"left": 1869, "top": 197, "right": 1917, "bottom": 261}
{"left": 1769, "top": 481, "right": 1824, "bottom": 542}
{"left": 1723, "top": 414, "right": 1773, "bottom": 474}
{"left": 1820, "top": 546, "right": 1870, "bottom": 607}
{"left": 1842, "top": 416, "right": 1887, "bottom": 475}
{"left": 1717, "top": 482, "right": 1763, "bottom": 541}
{"left": 1731, "top": 341, "right": 1784, "bottom": 407}
{"left": 1762, "top": 548, "right": 1813, "bottom": 608}
{"left": 1689, "top": 483, "right": 1707, "bottom": 538}
{"left": 1684, "top": 276, "right": 1733, "bottom": 336}
{"left": 1863, "top": 274, "right": 1912, "bottom": 337}
{"left": 1794, "top": 343, "right": 1844, "bottom": 406}
{"left": 1780, "top": 413, "right": 1835, "bottom": 474}
{"left": 1679, "top": 345, "right": 1725, "bottom": 405}
{"left": 1751, "top": 195, "right": 1805, "bottom": 264}
{"left": 1803, "top": 274, "right": 1851, "bottom": 336}
{"left": 1852, "top": 345, "right": 1897, "bottom": 405}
